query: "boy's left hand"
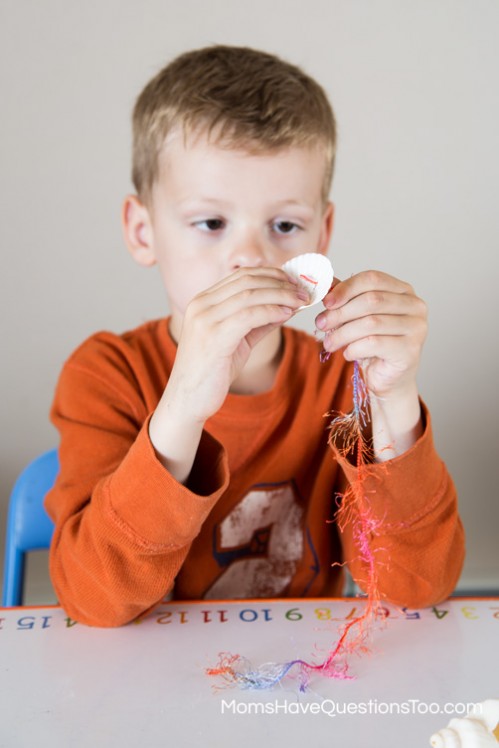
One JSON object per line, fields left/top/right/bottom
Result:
{"left": 315, "top": 270, "right": 428, "bottom": 398}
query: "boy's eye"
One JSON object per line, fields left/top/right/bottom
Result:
{"left": 196, "top": 219, "right": 225, "bottom": 232}
{"left": 274, "top": 221, "right": 301, "bottom": 235}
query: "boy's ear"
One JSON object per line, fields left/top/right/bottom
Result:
{"left": 317, "top": 201, "right": 335, "bottom": 256}
{"left": 121, "top": 194, "right": 157, "bottom": 267}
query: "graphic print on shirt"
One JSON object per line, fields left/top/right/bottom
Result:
{"left": 205, "top": 480, "right": 318, "bottom": 599}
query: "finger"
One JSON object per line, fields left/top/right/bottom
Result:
{"left": 203, "top": 266, "right": 298, "bottom": 297}
{"left": 319, "top": 275, "right": 341, "bottom": 306}
{"left": 340, "top": 334, "right": 420, "bottom": 366}
{"left": 181, "top": 302, "right": 294, "bottom": 365}
{"left": 209, "top": 303, "right": 295, "bottom": 353}
{"left": 323, "top": 314, "right": 419, "bottom": 354}
{"left": 193, "top": 272, "right": 303, "bottom": 314}
{"left": 190, "top": 271, "right": 308, "bottom": 320}
{"left": 203, "top": 287, "right": 308, "bottom": 326}
{"left": 323, "top": 270, "right": 415, "bottom": 311}
{"left": 316, "top": 290, "right": 426, "bottom": 332}
{"left": 188, "top": 280, "right": 303, "bottom": 334}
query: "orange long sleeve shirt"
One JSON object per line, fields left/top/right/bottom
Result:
{"left": 45, "top": 318, "right": 465, "bottom": 627}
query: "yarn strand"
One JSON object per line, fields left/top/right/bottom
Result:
{"left": 207, "top": 360, "right": 383, "bottom": 691}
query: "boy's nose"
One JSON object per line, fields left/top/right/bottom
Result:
{"left": 228, "top": 242, "right": 267, "bottom": 271}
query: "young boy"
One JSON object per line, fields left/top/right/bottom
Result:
{"left": 45, "top": 45, "right": 464, "bottom": 627}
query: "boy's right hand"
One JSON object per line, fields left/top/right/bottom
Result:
{"left": 148, "top": 267, "right": 308, "bottom": 482}
{"left": 169, "top": 266, "right": 308, "bottom": 421}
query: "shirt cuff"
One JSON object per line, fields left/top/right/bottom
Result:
{"left": 105, "top": 415, "right": 229, "bottom": 549}
{"left": 331, "top": 401, "right": 450, "bottom": 528}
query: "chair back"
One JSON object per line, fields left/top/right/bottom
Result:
{"left": 2, "top": 449, "right": 58, "bottom": 606}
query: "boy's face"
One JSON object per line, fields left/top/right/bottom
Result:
{"left": 123, "top": 129, "right": 334, "bottom": 340}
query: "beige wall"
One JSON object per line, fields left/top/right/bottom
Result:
{"left": 1, "top": 0, "right": 498, "bottom": 595}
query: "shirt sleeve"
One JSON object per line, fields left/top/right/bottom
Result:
{"left": 330, "top": 402, "right": 465, "bottom": 608}
{"left": 45, "top": 338, "right": 229, "bottom": 627}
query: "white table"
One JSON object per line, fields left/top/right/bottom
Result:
{"left": 1, "top": 597, "right": 497, "bottom": 747}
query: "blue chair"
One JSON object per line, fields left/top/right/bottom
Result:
{"left": 2, "top": 449, "right": 58, "bottom": 607}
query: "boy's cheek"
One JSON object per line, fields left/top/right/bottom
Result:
{"left": 160, "top": 276, "right": 202, "bottom": 314}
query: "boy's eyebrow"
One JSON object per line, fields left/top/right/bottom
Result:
{"left": 177, "top": 197, "right": 232, "bottom": 209}
{"left": 271, "top": 199, "right": 315, "bottom": 214}
{"left": 177, "top": 197, "right": 315, "bottom": 214}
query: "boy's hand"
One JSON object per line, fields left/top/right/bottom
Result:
{"left": 316, "top": 270, "right": 427, "bottom": 398}
{"left": 149, "top": 266, "right": 307, "bottom": 484}
{"left": 168, "top": 267, "right": 307, "bottom": 422}
{"left": 316, "top": 270, "right": 428, "bottom": 460}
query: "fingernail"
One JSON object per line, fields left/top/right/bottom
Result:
{"left": 316, "top": 314, "right": 326, "bottom": 329}
{"left": 297, "top": 290, "right": 309, "bottom": 302}
{"left": 324, "top": 291, "right": 336, "bottom": 309}
{"left": 324, "top": 330, "right": 334, "bottom": 350}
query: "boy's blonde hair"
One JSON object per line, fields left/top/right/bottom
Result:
{"left": 132, "top": 45, "right": 337, "bottom": 206}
